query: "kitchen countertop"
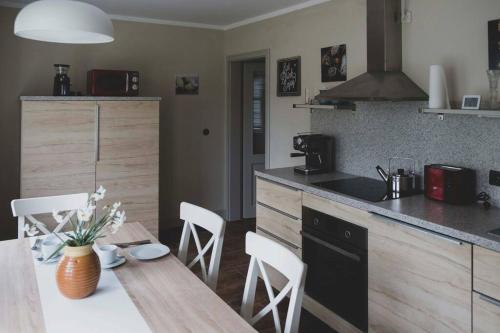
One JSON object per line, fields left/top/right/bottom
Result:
{"left": 255, "top": 167, "right": 500, "bottom": 252}
{"left": 20, "top": 96, "right": 161, "bottom": 101}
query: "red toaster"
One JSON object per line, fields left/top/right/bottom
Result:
{"left": 424, "top": 164, "right": 476, "bottom": 205}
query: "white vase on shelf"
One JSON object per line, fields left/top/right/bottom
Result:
{"left": 487, "top": 70, "right": 500, "bottom": 110}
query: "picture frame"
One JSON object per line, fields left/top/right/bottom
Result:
{"left": 321, "top": 44, "right": 347, "bottom": 82}
{"left": 175, "top": 75, "right": 199, "bottom": 95}
{"left": 277, "top": 56, "right": 301, "bottom": 97}
{"left": 461, "top": 95, "right": 481, "bottom": 110}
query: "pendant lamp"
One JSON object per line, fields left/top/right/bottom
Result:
{"left": 14, "top": 0, "right": 114, "bottom": 44}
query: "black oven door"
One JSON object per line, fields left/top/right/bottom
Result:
{"left": 302, "top": 228, "right": 368, "bottom": 332}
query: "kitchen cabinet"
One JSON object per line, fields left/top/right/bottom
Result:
{"left": 473, "top": 292, "right": 500, "bottom": 333}
{"left": 21, "top": 101, "right": 97, "bottom": 198}
{"left": 368, "top": 214, "right": 472, "bottom": 333}
{"left": 256, "top": 178, "right": 302, "bottom": 218}
{"left": 472, "top": 246, "right": 500, "bottom": 332}
{"left": 20, "top": 99, "right": 159, "bottom": 236}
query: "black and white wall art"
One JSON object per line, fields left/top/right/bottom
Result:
{"left": 175, "top": 75, "right": 199, "bottom": 95}
{"left": 277, "top": 56, "right": 301, "bottom": 96}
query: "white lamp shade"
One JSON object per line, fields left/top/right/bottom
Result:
{"left": 14, "top": 0, "right": 114, "bottom": 44}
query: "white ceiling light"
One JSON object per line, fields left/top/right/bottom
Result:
{"left": 14, "top": 0, "right": 114, "bottom": 44}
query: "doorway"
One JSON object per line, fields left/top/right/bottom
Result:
{"left": 226, "top": 50, "right": 270, "bottom": 221}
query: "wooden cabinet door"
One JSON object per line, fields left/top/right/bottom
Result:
{"left": 95, "top": 101, "right": 159, "bottom": 237}
{"left": 21, "top": 101, "right": 97, "bottom": 198}
{"left": 473, "top": 292, "right": 500, "bottom": 333}
{"left": 368, "top": 215, "right": 472, "bottom": 333}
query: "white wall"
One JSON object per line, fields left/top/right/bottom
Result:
{"left": 403, "top": 0, "right": 500, "bottom": 105}
{"left": 224, "top": 0, "right": 367, "bottom": 168}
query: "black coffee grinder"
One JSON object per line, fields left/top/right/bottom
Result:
{"left": 290, "top": 134, "right": 335, "bottom": 175}
{"left": 53, "top": 64, "right": 71, "bottom": 96}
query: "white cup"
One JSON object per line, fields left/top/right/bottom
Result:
{"left": 41, "top": 235, "right": 62, "bottom": 260}
{"left": 96, "top": 244, "right": 118, "bottom": 265}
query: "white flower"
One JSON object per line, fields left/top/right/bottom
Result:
{"left": 90, "top": 185, "right": 106, "bottom": 202}
{"left": 109, "top": 202, "right": 121, "bottom": 217}
{"left": 111, "top": 210, "right": 126, "bottom": 234}
{"left": 23, "top": 224, "right": 39, "bottom": 237}
{"left": 77, "top": 204, "right": 95, "bottom": 223}
{"left": 52, "top": 210, "right": 65, "bottom": 224}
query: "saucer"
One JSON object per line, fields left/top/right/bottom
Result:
{"left": 129, "top": 244, "right": 170, "bottom": 261}
{"left": 101, "top": 256, "right": 126, "bottom": 269}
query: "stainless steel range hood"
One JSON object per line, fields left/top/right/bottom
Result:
{"left": 318, "top": 0, "right": 428, "bottom": 102}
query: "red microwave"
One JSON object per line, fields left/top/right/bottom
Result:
{"left": 87, "top": 70, "right": 139, "bottom": 96}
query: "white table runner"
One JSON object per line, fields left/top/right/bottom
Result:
{"left": 30, "top": 238, "right": 152, "bottom": 333}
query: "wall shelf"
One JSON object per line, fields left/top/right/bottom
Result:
{"left": 293, "top": 104, "right": 356, "bottom": 111}
{"left": 419, "top": 108, "right": 500, "bottom": 119}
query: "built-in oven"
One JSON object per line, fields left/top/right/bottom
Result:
{"left": 302, "top": 206, "right": 368, "bottom": 332}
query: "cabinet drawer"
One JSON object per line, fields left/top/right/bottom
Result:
{"left": 256, "top": 178, "right": 301, "bottom": 218}
{"left": 256, "top": 203, "right": 301, "bottom": 248}
{"left": 256, "top": 227, "right": 301, "bottom": 258}
{"left": 474, "top": 246, "right": 500, "bottom": 301}
{"left": 473, "top": 292, "right": 500, "bottom": 333}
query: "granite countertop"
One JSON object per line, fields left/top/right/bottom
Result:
{"left": 255, "top": 167, "right": 500, "bottom": 252}
{"left": 20, "top": 96, "right": 161, "bottom": 101}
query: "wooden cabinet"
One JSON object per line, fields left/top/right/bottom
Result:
{"left": 368, "top": 214, "right": 472, "bottom": 333}
{"left": 256, "top": 203, "right": 301, "bottom": 248}
{"left": 473, "top": 292, "right": 500, "bottom": 333}
{"left": 21, "top": 99, "right": 160, "bottom": 236}
{"left": 95, "top": 101, "right": 159, "bottom": 236}
{"left": 256, "top": 178, "right": 302, "bottom": 218}
{"left": 21, "top": 101, "right": 97, "bottom": 198}
{"left": 472, "top": 246, "right": 500, "bottom": 332}
{"left": 473, "top": 245, "right": 500, "bottom": 301}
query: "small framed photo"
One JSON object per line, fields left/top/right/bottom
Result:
{"left": 461, "top": 95, "right": 481, "bottom": 110}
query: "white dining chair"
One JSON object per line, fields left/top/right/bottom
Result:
{"left": 11, "top": 193, "right": 88, "bottom": 239}
{"left": 178, "top": 202, "right": 226, "bottom": 291}
{"left": 241, "top": 231, "right": 307, "bottom": 333}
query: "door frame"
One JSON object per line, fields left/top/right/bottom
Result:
{"left": 225, "top": 49, "right": 270, "bottom": 221}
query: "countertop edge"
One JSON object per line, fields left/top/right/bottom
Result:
{"left": 255, "top": 170, "right": 500, "bottom": 252}
{"left": 20, "top": 96, "right": 162, "bottom": 101}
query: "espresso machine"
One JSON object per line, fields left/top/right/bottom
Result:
{"left": 290, "top": 134, "right": 334, "bottom": 175}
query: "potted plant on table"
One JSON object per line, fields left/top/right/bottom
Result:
{"left": 27, "top": 186, "right": 126, "bottom": 299}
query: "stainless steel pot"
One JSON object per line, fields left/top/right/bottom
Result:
{"left": 376, "top": 158, "right": 416, "bottom": 197}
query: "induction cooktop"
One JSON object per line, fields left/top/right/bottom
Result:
{"left": 312, "top": 177, "right": 391, "bottom": 202}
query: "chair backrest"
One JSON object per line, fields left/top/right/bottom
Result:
{"left": 11, "top": 193, "right": 88, "bottom": 239}
{"left": 240, "top": 232, "right": 307, "bottom": 333}
{"left": 178, "top": 202, "right": 226, "bottom": 291}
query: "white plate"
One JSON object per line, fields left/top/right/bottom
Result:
{"left": 129, "top": 244, "right": 170, "bottom": 261}
{"left": 101, "top": 256, "right": 126, "bottom": 269}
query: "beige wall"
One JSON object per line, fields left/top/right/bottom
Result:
{"left": 224, "top": 0, "right": 367, "bottom": 168}
{"left": 403, "top": 0, "right": 500, "bottom": 105}
{"left": 225, "top": 0, "right": 500, "bottom": 168}
{"left": 0, "top": 6, "right": 225, "bottom": 239}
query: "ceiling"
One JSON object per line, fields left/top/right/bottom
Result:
{"left": 5, "top": 0, "right": 330, "bottom": 29}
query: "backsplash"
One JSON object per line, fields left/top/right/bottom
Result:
{"left": 311, "top": 102, "right": 500, "bottom": 207}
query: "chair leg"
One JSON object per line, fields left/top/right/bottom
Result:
{"left": 240, "top": 256, "right": 259, "bottom": 322}
{"left": 178, "top": 221, "right": 191, "bottom": 264}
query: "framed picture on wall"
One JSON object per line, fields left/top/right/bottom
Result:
{"left": 489, "top": 19, "right": 500, "bottom": 70}
{"left": 277, "top": 56, "right": 301, "bottom": 97}
{"left": 175, "top": 75, "right": 199, "bottom": 95}
{"left": 321, "top": 44, "right": 347, "bottom": 82}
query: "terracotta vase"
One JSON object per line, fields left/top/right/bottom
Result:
{"left": 56, "top": 244, "right": 101, "bottom": 299}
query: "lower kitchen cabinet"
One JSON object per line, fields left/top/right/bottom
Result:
{"left": 368, "top": 214, "right": 472, "bottom": 333}
{"left": 473, "top": 292, "right": 500, "bottom": 333}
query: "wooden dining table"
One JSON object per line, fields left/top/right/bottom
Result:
{"left": 0, "top": 222, "right": 257, "bottom": 333}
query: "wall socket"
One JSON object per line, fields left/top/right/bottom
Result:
{"left": 489, "top": 170, "right": 500, "bottom": 186}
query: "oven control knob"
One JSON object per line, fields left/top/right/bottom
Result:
{"left": 345, "top": 230, "right": 351, "bottom": 239}
{"left": 313, "top": 217, "right": 320, "bottom": 226}
{"left": 132, "top": 84, "right": 138, "bottom": 90}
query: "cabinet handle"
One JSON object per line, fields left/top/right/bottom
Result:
{"left": 256, "top": 227, "right": 300, "bottom": 250}
{"left": 479, "top": 293, "right": 500, "bottom": 308}
{"left": 302, "top": 231, "right": 361, "bottom": 262}
{"left": 370, "top": 211, "right": 464, "bottom": 246}
{"left": 95, "top": 104, "right": 100, "bottom": 162}
{"left": 257, "top": 202, "right": 300, "bottom": 221}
